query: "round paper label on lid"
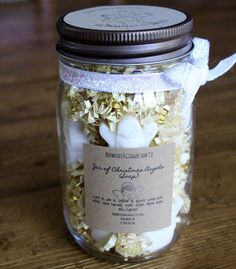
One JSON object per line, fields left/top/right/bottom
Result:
{"left": 64, "top": 5, "right": 187, "bottom": 31}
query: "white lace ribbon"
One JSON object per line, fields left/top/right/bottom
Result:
{"left": 59, "top": 37, "right": 236, "bottom": 106}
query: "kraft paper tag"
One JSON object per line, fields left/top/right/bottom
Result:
{"left": 83, "top": 143, "right": 175, "bottom": 233}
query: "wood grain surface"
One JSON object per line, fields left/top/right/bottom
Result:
{"left": 0, "top": 0, "right": 235, "bottom": 268}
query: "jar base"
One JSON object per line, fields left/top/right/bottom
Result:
{"left": 63, "top": 206, "right": 186, "bottom": 263}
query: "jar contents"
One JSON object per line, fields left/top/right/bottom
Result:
{"left": 60, "top": 64, "right": 193, "bottom": 259}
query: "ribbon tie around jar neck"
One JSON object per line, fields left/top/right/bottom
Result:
{"left": 59, "top": 37, "right": 236, "bottom": 107}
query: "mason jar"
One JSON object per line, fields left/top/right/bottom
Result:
{"left": 56, "top": 5, "right": 195, "bottom": 262}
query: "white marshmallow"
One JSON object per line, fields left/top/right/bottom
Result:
{"left": 93, "top": 115, "right": 183, "bottom": 254}
{"left": 91, "top": 229, "right": 110, "bottom": 242}
{"left": 64, "top": 119, "right": 89, "bottom": 165}
{"left": 99, "top": 114, "right": 158, "bottom": 148}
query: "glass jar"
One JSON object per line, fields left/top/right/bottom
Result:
{"left": 56, "top": 5, "right": 194, "bottom": 262}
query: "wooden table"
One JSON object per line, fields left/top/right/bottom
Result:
{"left": 0, "top": 1, "right": 235, "bottom": 268}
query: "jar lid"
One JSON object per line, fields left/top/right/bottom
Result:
{"left": 56, "top": 5, "right": 193, "bottom": 64}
